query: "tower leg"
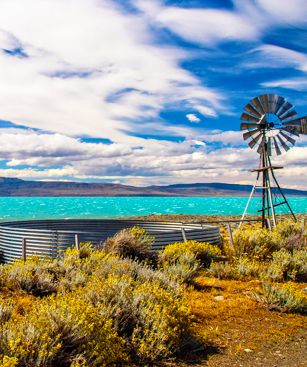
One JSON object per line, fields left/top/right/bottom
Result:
{"left": 270, "top": 168, "right": 297, "bottom": 222}
{"left": 239, "top": 171, "right": 259, "bottom": 228}
{"left": 267, "top": 168, "right": 277, "bottom": 227}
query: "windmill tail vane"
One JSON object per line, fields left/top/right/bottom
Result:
{"left": 239, "top": 93, "right": 307, "bottom": 228}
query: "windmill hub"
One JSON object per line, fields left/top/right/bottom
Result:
{"left": 239, "top": 93, "right": 307, "bottom": 227}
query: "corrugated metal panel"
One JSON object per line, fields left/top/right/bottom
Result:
{"left": 0, "top": 219, "right": 220, "bottom": 263}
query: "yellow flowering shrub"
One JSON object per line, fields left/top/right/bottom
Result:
{"left": 160, "top": 240, "right": 222, "bottom": 268}
{"left": 80, "top": 273, "right": 190, "bottom": 361}
{"left": 131, "top": 281, "right": 191, "bottom": 360}
{"left": 0, "top": 356, "right": 18, "bottom": 367}
{"left": 0, "top": 245, "right": 193, "bottom": 365}
{"left": 232, "top": 228, "right": 281, "bottom": 260}
{"left": 0, "top": 293, "right": 126, "bottom": 367}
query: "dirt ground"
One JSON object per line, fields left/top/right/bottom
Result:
{"left": 162, "top": 277, "right": 307, "bottom": 367}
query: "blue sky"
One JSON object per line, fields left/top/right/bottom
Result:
{"left": 0, "top": 0, "right": 306, "bottom": 188}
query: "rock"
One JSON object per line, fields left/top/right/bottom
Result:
{"left": 214, "top": 295, "right": 224, "bottom": 301}
{"left": 244, "top": 348, "right": 253, "bottom": 353}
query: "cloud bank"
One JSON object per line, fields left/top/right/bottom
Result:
{"left": 0, "top": 0, "right": 306, "bottom": 188}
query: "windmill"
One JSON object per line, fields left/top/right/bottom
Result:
{"left": 240, "top": 94, "right": 307, "bottom": 228}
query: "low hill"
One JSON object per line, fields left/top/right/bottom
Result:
{"left": 0, "top": 177, "right": 306, "bottom": 196}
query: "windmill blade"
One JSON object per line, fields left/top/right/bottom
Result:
{"left": 281, "top": 126, "right": 299, "bottom": 137}
{"left": 240, "top": 122, "right": 258, "bottom": 130}
{"left": 281, "top": 117, "right": 302, "bottom": 126}
{"left": 243, "top": 128, "right": 260, "bottom": 140}
{"left": 276, "top": 101, "right": 293, "bottom": 118}
{"left": 282, "top": 116, "right": 307, "bottom": 134}
{"left": 248, "top": 132, "right": 262, "bottom": 148}
{"left": 250, "top": 96, "right": 265, "bottom": 115}
{"left": 279, "top": 131, "right": 296, "bottom": 146}
{"left": 279, "top": 109, "right": 297, "bottom": 121}
{"left": 240, "top": 112, "right": 259, "bottom": 122}
{"left": 268, "top": 94, "right": 277, "bottom": 113}
{"left": 277, "top": 134, "right": 290, "bottom": 152}
{"left": 259, "top": 94, "right": 270, "bottom": 113}
{"left": 244, "top": 103, "right": 262, "bottom": 118}
{"left": 273, "top": 95, "right": 285, "bottom": 114}
{"left": 273, "top": 137, "right": 282, "bottom": 156}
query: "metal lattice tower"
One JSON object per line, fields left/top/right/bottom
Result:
{"left": 240, "top": 94, "right": 307, "bottom": 227}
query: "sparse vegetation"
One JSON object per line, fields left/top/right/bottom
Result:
{"left": 0, "top": 217, "right": 306, "bottom": 367}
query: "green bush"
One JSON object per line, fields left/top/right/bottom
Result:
{"left": 262, "top": 249, "right": 307, "bottom": 282}
{"left": 160, "top": 240, "right": 221, "bottom": 269}
{"left": 103, "top": 226, "right": 155, "bottom": 263}
{"left": 253, "top": 283, "right": 307, "bottom": 314}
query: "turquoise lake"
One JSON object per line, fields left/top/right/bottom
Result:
{"left": 0, "top": 196, "right": 306, "bottom": 221}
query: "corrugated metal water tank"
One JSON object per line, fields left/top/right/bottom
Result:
{"left": 0, "top": 219, "right": 220, "bottom": 263}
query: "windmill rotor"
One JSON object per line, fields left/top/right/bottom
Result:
{"left": 240, "top": 94, "right": 307, "bottom": 156}
{"left": 239, "top": 93, "right": 307, "bottom": 228}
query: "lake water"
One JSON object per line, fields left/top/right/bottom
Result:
{"left": 0, "top": 196, "right": 306, "bottom": 221}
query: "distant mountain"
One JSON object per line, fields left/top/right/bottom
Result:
{"left": 0, "top": 177, "right": 306, "bottom": 196}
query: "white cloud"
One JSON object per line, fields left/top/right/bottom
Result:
{"left": 0, "top": 128, "right": 305, "bottom": 188}
{"left": 0, "top": 0, "right": 222, "bottom": 140}
{"left": 135, "top": 0, "right": 261, "bottom": 46}
{"left": 186, "top": 114, "right": 200, "bottom": 123}
{"left": 245, "top": 45, "right": 307, "bottom": 72}
{"left": 255, "top": 0, "right": 307, "bottom": 23}
{"left": 0, "top": 0, "right": 305, "bottom": 188}
{"left": 262, "top": 77, "right": 307, "bottom": 91}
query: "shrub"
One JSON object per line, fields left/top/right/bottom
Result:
{"left": 103, "top": 227, "right": 155, "bottom": 263}
{"left": 0, "top": 299, "right": 13, "bottom": 325}
{"left": 253, "top": 283, "right": 307, "bottom": 314}
{"left": 0, "top": 293, "right": 126, "bottom": 367}
{"left": 262, "top": 249, "right": 307, "bottom": 282}
{"left": 208, "top": 258, "right": 263, "bottom": 280}
{"left": 0, "top": 258, "right": 60, "bottom": 296}
{"left": 0, "top": 242, "right": 194, "bottom": 365}
{"left": 131, "top": 281, "right": 191, "bottom": 360}
{"left": 273, "top": 221, "right": 305, "bottom": 251}
{"left": 232, "top": 228, "right": 280, "bottom": 260}
{"left": 0, "top": 356, "right": 18, "bottom": 367}
{"left": 162, "top": 252, "right": 200, "bottom": 284}
{"left": 82, "top": 274, "right": 136, "bottom": 336}
{"left": 81, "top": 273, "right": 190, "bottom": 361}
{"left": 160, "top": 240, "right": 221, "bottom": 269}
